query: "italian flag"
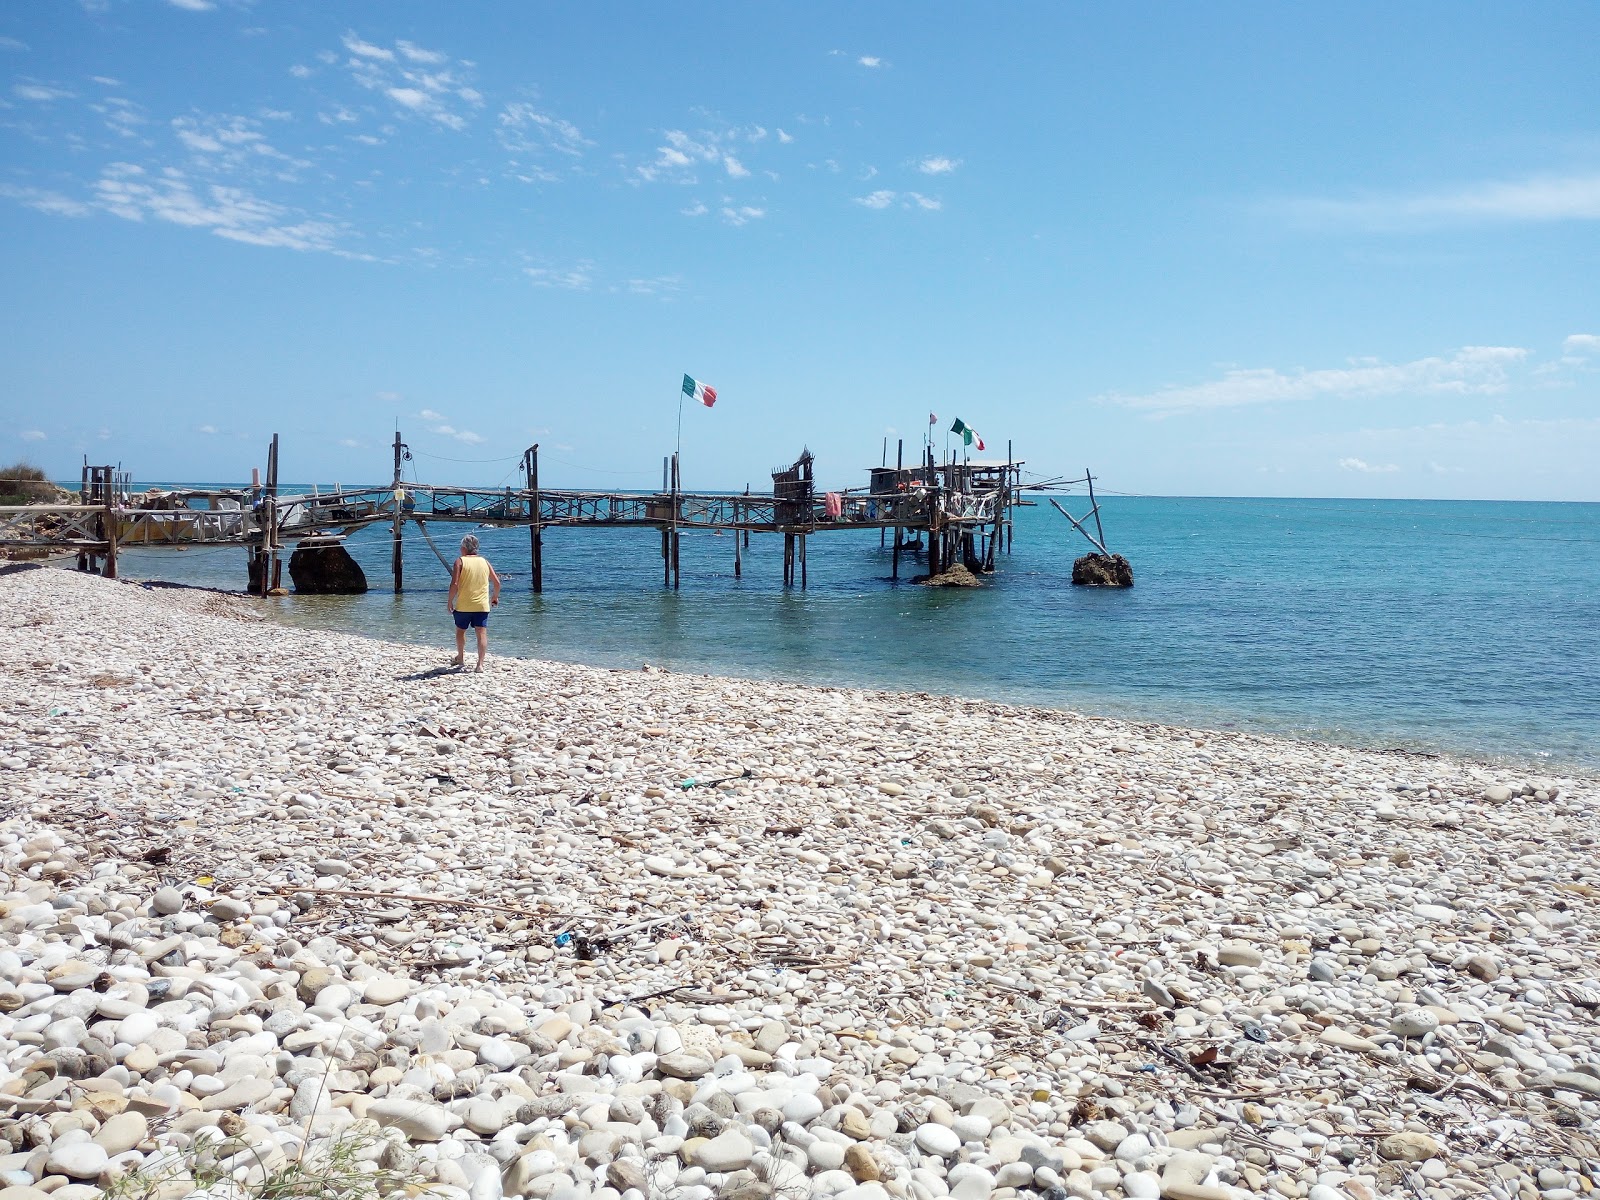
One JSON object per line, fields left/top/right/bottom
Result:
{"left": 682, "top": 374, "right": 718, "bottom": 408}
{"left": 950, "top": 417, "right": 985, "bottom": 451}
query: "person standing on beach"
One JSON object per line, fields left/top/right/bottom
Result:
{"left": 447, "top": 533, "right": 501, "bottom": 672}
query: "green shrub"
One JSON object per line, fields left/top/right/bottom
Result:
{"left": 0, "top": 461, "right": 57, "bottom": 505}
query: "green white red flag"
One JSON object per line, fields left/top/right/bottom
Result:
{"left": 950, "top": 417, "right": 985, "bottom": 451}
{"left": 682, "top": 374, "right": 718, "bottom": 408}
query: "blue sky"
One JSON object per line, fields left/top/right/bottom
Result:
{"left": 1, "top": 2, "right": 1596, "bottom": 500}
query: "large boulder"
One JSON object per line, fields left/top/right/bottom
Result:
{"left": 1072, "top": 553, "right": 1133, "bottom": 587}
{"left": 289, "top": 541, "right": 368, "bottom": 594}
{"left": 918, "top": 563, "right": 982, "bottom": 588}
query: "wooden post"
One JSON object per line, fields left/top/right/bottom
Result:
{"left": 1087, "top": 468, "right": 1107, "bottom": 552}
{"left": 101, "top": 480, "right": 118, "bottom": 580}
{"left": 742, "top": 486, "right": 750, "bottom": 549}
{"left": 799, "top": 534, "right": 807, "bottom": 589}
{"left": 525, "top": 444, "right": 543, "bottom": 593}
{"left": 671, "top": 452, "right": 681, "bottom": 590}
{"left": 891, "top": 438, "right": 903, "bottom": 580}
{"left": 266, "top": 433, "right": 280, "bottom": 592}
{"left": 391, "top": 430, "right": 405, "bottom": 594}
{"left": 733, "top": 498, "right": 742, "bottom": 577}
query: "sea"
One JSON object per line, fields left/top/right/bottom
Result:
{"left": 107, "top": 493, "right": 1599, "bottom": 774}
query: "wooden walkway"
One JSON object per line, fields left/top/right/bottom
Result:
{"left": 0, "top": 434, "right": 1115, "bottom": 595}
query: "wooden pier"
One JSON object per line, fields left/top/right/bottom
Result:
{"left": 0, "top": 432, "right": 1118, "bottom": 595}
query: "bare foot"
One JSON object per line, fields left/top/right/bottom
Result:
{"left": 474, "top": 662, "right": 484, "bottom": 673}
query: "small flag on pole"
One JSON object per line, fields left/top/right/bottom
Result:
{"left": 950, "top": 417, "right": 985, "bottom": 452}
{"left": 928, "top": 411, "right": 937, "bottom": 425}
{"left": 682, "top": 374, "right": 718, "bottom": 408}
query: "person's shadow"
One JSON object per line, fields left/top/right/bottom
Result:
{"left": 396, "top": 665, "right": 461, "bottom": 681}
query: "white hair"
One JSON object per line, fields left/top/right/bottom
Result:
{"left": 460, "top": 534, "right": 480, "bottom": 554}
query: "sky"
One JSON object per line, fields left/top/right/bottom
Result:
{"left": 1, "top": 2, "right": 1597, "bottom": 501}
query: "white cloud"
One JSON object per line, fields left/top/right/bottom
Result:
{"left": 387, "top": 87, "right": 428, "bottom": 110}
{"left": 1563, "top": 333, "right": 1600, "bottom": 355}
{"left": 14, "top": 82, "right": 74, "bottom": 102}
{"left": 338, "top": 438, "right": 362, "bottom": 448}
{"left": 1338, "top": 457, "right": 1399, "bottom": 473}
{"left": 342, "top": 33, "right": 394, "bottom": 61}
{"left": 681, "top": 201, "right": 708, "bottom": 217}
{"left": 0, "top": 36, "right": 31, "bottom": 51}
{"left": 288, "top": 64, "right": 312, "bottom": 78}
{"left": 92, "top": 162, "right": 344, "bottom": 253}
{"left": 0, "top": 184, "right": 91, "bottom": 217}
{"left": 857, "top": 55, "right": 883, "bottom": 68}
{"left": 524, "top": 265, "right": 592, "bottom": 289}
{"left": 918, "top": 156, "right": 959, "bottom": 175}
{"left": 720, "top": 205, "right": 764, "bottom": 226}
{"left": 855, "top": 189, "right": 940, "bottom": 211}
{"left": 777, "top": 129, "right": 793, "bottom": 144}
{"left": 197, "top": 424, "right": 218, "bottom": 434}
{"left": 171, "top": 113, "right": 309, "bottom": 177}
{"left": 1105, "top": 345, "right": 1530, "bottom": 412}
{"left": 624, "top": 276, "right": 681, "bottom": 296}
{"left": 431, "top": 424, "right": 485, "bottom": 445}
{"left": 417, "top": 408, "right": 444, "bottom": 420}
{"left": 338, "top": 33, "right": 478, "bottom": 130}
{"left": 19, "top": 429, "right": 46, "bottom": 441}
{"left": 396, "top": 40, "right": 447, "bottom": 64}
{"left": 723, "top": 155, "right": 749, "bottom": 178}
{"left": 498, "top": 103, "right": 589, "bottom": 158}
{"left": 1273, "top": 171, "right": 1600, "bottom": 231}
{"left": 167, "top": 0, "right": 214, "bottom": 10}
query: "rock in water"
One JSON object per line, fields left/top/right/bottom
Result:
{"left": 1072, "top": 552, "right": 1134, "bottom": 587}
{"left": 289, "top": 540, "right": 368, "bottom": 594}
{"left": 918, "top": 563, "right": 982, "bottom": 588}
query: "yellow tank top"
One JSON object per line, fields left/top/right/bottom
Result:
{"left": 456, "top": 556, "right": 491, "bottom": 611}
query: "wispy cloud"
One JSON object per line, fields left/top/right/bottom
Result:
{"left": 337, "top": 31, "right": 480, "bottom": 130}
{"left": 19, "top": 429, "right": 46, "bottom": 442}
{"left": 14, "top": 82, "right": 75, "bottom": 102}
{"left": 1338, "top": 457, "right": 1398, "bottom": 473}
{"left": 416, "top": 408, "right": 443, "bottom": 420}
{"left": 636, "top": 125, "right": 772, "bottom": 184}
{"left": 0, "top": 184, "right": 92, "bottom": 217}
{"left": 431, "top": 423, "right": 486, "bottom": 445}
{"left": 167, "top": 0, "right": 215, "bottom": 10}
{"left": 0, "top": 36, "right": 30, "bottom": 51}
{"left": 1563, "top": 333, "right": 1600, "bottom": 355}
{"left": 498, "top": 103, "right": 589, "bottom": 160}
{"left": 918, "top": 156, "right": 960, "bottom": 175}
{"left": 720, "top": 204, "right": 764, "bottom": 226}
{"left": 857, "top": 55, "right": 883, "bottom": 68}
{"left": 1105, "top": 346, "right": 1529, "bottom": 413}
{"left": 92, "top": 162, "right": 345, "bottom": 253}
{"left": 524, "top": 265, "right": 592, "bottom": 289}
{"left": 197, "top": 424, "right": 218, "bottom": 434}
{"left": 172, "top": 113, "right": 308, "bottom": 178}
{"left": 1270, "top": 171, "right": 1600, "bottom": 232}
{"left": 854, "top": 189, "right": 941, "bottom": 211}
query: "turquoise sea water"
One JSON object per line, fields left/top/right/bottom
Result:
{"left": 109, "top": 495, "right": 1600, "bottom": 773}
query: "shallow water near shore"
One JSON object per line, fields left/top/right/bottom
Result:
{"left": 111, "top": 494, "right": 1600, "bottom": 771}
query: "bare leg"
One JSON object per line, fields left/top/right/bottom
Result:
{"left": 453, "top": 627, "right": 465, "bottom": 668}
{"left": 475, "top": 626, "right": 488, "bottom": 672}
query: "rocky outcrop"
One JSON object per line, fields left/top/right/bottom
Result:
{"left": 288, "top": 541, "right": 367, "bottom": 594}
{"left": 918, "top": 563, "right": 982, "bottom": 588}
{"left": 1072, "top": 552, "right": 1134, "bottom": 587}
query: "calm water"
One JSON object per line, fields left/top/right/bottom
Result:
{"left": 111, "top": 495, "right": 1600, "bottom": 773}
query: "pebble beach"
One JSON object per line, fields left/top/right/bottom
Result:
{"left": 1, "top": 564, "right": 1597, "bottom": 1200}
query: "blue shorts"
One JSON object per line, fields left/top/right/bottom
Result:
{"left": 453, "top": 610, "right": 488, "bottom": 630}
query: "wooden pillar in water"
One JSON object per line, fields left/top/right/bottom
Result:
{"left": 799, "top": 534, "right": 807, "bottom": 589}
{"left": 733, "top": 499, "right": 742, "bottom": 577}
{"left": 891, "top": 438, "right": 903, "bottom": 580}
{"left": 670, "top": 452, "right": 681, "bottom": 590}
{"left": 266, "top": 433, "right": 281, "bottom": 592}
{"left": 390, "top": 430, "right": 405, "bottom": 594}
{"left": 525, "top": 444, "right": 543, "bottom": 593}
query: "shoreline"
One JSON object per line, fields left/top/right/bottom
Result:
{"left": 55, "top": 557, "right": 1598, "bottom": 781}
{"left": 2, "top": 566, "right": 1598, "bottom": 1199}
